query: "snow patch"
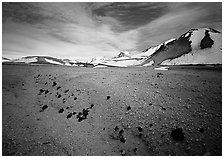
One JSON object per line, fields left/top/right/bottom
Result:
{"left": 185, "top": 32, "right": 190, "bottom": 37}
{"left": 142, "top": 60, "right": 154, "bottom": 67}
{"left": 45, "top": 58, "right": 63, "bottom": 65}
{"left": 164, "top": 38, "right": 176, "bottom": 45}
{"left": 154, "top": 67, "right": 169, "bottom": 71}
{"left": 89, "top": 57, "right": 109, "bottom": 65}
{"left": 13, "top": 57, "right": 37, "bottom": 63}
{"left": 93, "top": 65, "right": 108, "bottom": 68}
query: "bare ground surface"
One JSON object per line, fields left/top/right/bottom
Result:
{"left": 2, "top": 64, "right": 222, "bottom": 156}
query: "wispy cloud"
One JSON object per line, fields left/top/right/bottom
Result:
{"left": 134, "top": 2, "right": 222, "bottom": 50}
{"left": 2, "top": 2, "right": 221, "bottom": 60}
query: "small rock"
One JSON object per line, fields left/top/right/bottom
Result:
{"left": 44, "top": 89, "right": 49, "bottom": 94}
{"left": 121, "top": 150, "right": 126, "bottom": 156}
{"left": 58, "top": 108, "right": 64, "bottom": 113}
{"left": 138, "top": 126, "right": 143, "bottom": 132}
{"left": 107, "top": 96, "right": 111, "bottom": 100}
{"left": 90, "top": 104, "right": 94, "bottom": 108}
{"left": 170, "top": 128, "right": 185, "bottom": 141}
{"left": 52, "top": 81, "right": 57, "bottom": 87}
{"left": 127, "top": 106, "right": 131, "bottom": 111}
{"left": 40, "top": 105, "right": 48, "bottom": 112}
{"left": 67, "top": 113, "right": 73, "bottom": 119}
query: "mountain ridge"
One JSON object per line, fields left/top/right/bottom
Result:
{"left": 3, "top": 27, "right": 221, "bottom": 67}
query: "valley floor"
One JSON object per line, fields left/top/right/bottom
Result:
{"left": 2, "top": 65, "right": 222, "bottom": 156}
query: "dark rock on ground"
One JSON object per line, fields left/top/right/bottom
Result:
{"left": 67, "top": 113, "right": 73, "bottom": 119}
{"left": 58, "top": 108, "right": 64, "bottom": 113}
{"left": 40, "top": 105, "right": 48, "bottom": 112}
{"left": 170, "top": 128, "right": 185, "bottom": 141}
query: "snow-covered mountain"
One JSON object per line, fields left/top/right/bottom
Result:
{"left": 2, "top": 56, "right": 79, "bottom": 66}
{"left": 2, "top": 57, "right": 11, "bottom": 62}
{"left": 89, "top": 56, "right": 109, "bottom": 65}
{"left": 91, "top": 38, "right": 179, "bottom": 67}
{"left": 92, "top": 28, "right": 221, "bottom": 67}
{"left": 142, "top": 28, "right": 222, "bottom": 66}
{"left": 3, "top": 28, "right": 221, "bottom": 68}
{"left": 112, "top": 51, "right": 131, "bottom": 60}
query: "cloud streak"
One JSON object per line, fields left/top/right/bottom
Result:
{"left": 2, "top": 2, "right": 222, "bottom": 61}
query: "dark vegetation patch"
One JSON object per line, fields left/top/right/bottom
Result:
{"left": 200, "top": 30, "right": 214, "bottom": 49}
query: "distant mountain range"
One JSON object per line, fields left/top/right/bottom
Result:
{"left": 3, "top": 28, "right": 221, "bottom": 67}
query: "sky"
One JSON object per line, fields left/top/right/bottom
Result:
{"left": 2, "top": 2, "right": 222, "bottom": 61}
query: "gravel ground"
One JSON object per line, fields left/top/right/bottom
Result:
{"left": 2, "top": 64, "right": 222, "bottom": 156}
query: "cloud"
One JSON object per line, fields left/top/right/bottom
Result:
{"left": 135, "top": 2, "right": 222, "bottom": 50}
{"left": 3, "top": 2, "right": 139, "bottom": 60}
{"left": 2, "top": 2, "right": 222, "bottom": 60}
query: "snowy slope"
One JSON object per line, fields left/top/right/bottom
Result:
{"left": 4, "top": 56, "right": 80, "bottom": 66}
{"left": 45, "top": 58, "right": 63, "bottom": 65}
{"left": 160, "top": 28, "right": 221, "bottom": 65}
{"left": 89, "top": 56, "right": 110, "bottom": 65}
{"left": 112, "top": 51, "right": 131, "bottom": 59}
{"left": 12, "top": 57, "right": 38, "bottom": 63}
{"left": 140, "top": 28, "right": 222, "bottom": 66}
{"left": 91, "top": 38, "right": 178, "bottom": 67}
{"left": 2, "top": 57, "right": 11, "bottom": 62}
{"left": 99, "top": 59, "right": 143, "bottom": 67}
